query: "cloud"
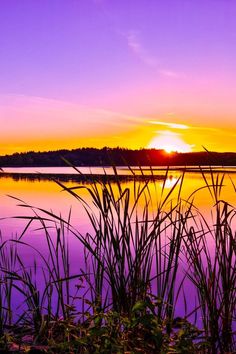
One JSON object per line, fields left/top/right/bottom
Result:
{"left": 88, "top": 3, "right": 182, "bottom": 79}
{"left": 125, "top": 31, "right": 158, "bottom": 67}
{"left": 149, "top": 120, "right": 189, "bottom": 130}
{"left": 0, "top": 94, "right": 142, "bottom": 140}
{"left": 159, "top": 69, "right": 182, "bottom": 78}
{"left": 148, "top": 120, "right": 223, "bottom": 134}
{"left": 120, "top": 30, "right": 182, "bottom": 79}
{"left": 1, "top": 94, "right": 156, "bottom": 153}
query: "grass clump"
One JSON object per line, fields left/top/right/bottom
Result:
{"left": 0, "top": 166, "right": 235, "bottom": 352}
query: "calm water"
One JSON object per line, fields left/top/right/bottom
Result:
{"left": 0, "top": 167, "right": 236, "bottom": 322}
{"left": 1, "top": 166, "right": 236, "bottom": 234}
{"left": 1, "top": 166, "right": 236, "bottom": 261}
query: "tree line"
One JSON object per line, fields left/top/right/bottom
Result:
{"left": 0, "top": 147, "right": 236, "bottom": 167}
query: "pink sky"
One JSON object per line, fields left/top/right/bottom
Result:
{"left": 1, "top": 0, "right": 236, "bottom": 153}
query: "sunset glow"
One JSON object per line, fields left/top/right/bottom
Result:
{"left": 0, "top": 0, "right": 236, "bottom": 154}
{"left": 148, "top": 131, "right": 193, "bottom": 153}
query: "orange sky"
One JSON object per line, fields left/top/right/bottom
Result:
{"left": 1, "top": 1, "right": 236, "bottom": 155}
{"left": 1, "top": 94, "right": 236, "bottom": 155}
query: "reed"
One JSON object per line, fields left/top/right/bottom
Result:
{"left": 0, "top": 166, "right": 235, "bottom": 352}
{"left": 55, "top": 167, "right": 186, "bottom": 318}
{"left": 184, "top": 170, "right": 236, "bottom": 353}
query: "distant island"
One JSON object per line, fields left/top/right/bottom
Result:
{"left": 1, "top": 147, "right": 236, "bottom": 167}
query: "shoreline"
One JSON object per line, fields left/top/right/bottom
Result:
{"left": 0, "top": 171, "right": 168, "bottom": 182}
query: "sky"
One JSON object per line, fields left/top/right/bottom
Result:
{"left": 1, "top": 0, "right": 236, "bottom": 154}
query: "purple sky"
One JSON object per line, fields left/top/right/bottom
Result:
{"left": 1, "top": 0, "right": 236, "bottom": 153}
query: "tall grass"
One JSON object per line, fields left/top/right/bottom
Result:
{"left": 184, "top": 171, "right": 236, "bottom": 353}
{"left": 0, "top": 167, "right": 235, "bottom": 352}
{"left": 55, "top": 168, "right": 186, "bottom": 319}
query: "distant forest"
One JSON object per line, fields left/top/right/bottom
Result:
{"left": 1, "top": 147, "right": 236, "bottom": 167}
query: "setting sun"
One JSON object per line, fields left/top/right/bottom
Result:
{"left": 148, "top": 130, "right": 193, "bottom": 153}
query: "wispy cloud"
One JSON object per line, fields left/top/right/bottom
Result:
{"left": 148, "top": 120, "right": 222, "bottom": 134}
{"left": 159, "top": 69, "right": 182, "bottom": 78}
{"left": 91, "top": 3, "right": 182, "bottom": 79}
{"left": 149, "top": 120, "right": 189, "bottom": 130}
{"left": 90, "top": 2, "right": 183, "bottom": 79}
{"left": 121, "top": 30, "right": 181, "bottom": 78}
{"left": 0, "top": 94, "right": 140, "bottom": 138}
{"left": 125, "top": 30, "right": 158, "bottom": 67}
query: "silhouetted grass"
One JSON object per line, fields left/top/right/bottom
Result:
{"left": 0, "top": 166, "right": 235, "bottom": 353}
{"left": 184, "top": 171, "right": 236, "bottom": 353}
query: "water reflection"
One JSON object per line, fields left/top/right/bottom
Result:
{"left": 163, "top": 176, "right": 180, "bottom": 189}
{"left": 1, "top": 168, "right": 236, "bottom": 239}
{"left": 0, "top": 168, "right": 236, "bottom": 326}
{"left": 0, "top": 171, "right": 166, "bottom": 183}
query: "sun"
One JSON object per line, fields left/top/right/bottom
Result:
{"left": 148, "top": 130, "right": 192, "bottom": 153}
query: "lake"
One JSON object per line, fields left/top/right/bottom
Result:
{"left": 0, "top": 166, "right": 236, "bottom": 327}
{"left": 1, "top": 166, "right": 236, "bottom": 236}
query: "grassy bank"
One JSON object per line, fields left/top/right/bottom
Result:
{"left": 0, "top": 167, "right": 235, "bottom": 353}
